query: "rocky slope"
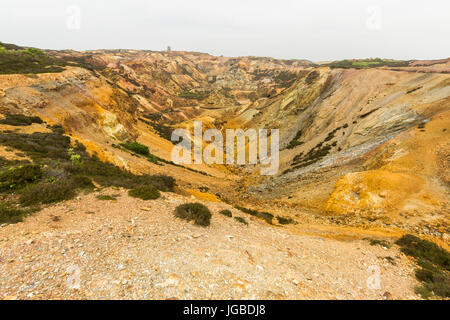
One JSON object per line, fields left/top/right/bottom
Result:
{"left": 0, "top": 44, "right": 449, "bottom": 299}
{"left": 0, "top": 188, "right": 420, "bottom": 300}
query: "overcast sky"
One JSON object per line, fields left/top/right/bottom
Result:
{"left": 1, "top": 0, "right": 449, "bottom": 61}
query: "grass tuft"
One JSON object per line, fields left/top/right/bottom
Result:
{"left": 128, "top": 185, "right": 160, "bottom": 200}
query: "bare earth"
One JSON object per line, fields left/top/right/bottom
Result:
{"left": 0, "top": 189, "right": 420, "bottom": 300}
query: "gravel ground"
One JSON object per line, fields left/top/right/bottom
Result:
{"left": 0, "top": 189, "right": 420, "bottom": 300}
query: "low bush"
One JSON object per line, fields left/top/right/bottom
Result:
{"left": 147, "top": 174, "right": 176, "bottom": 192}
{"left": 19, "top": 178, "right": 77, "bottom": 205}
{"left": 0, "top": 164, "right": 42, "bottom": 192}
{"left": 0, "top": 132, "right": 71, "bottom": 161}
{"left": 219, "top": 209, "right": 232, "bottom": 217}
{"left": 174, "top": 203, "right": 211, "bottom": 227}
{"left": 128, "top": 185, "right": 160, "bottom": 200}
{"left": 0, "top": 114, "right": 43, "bottom": 126}
{"left": 0, "top": 129, "right": 176, "bottom": 221}
{"left": 120, "top": 142, "right": 150, "bottom": 156}
{"left": 396, "top": 234, "right": 450, "bottom": 299}
{"left": 0, "top": 203, "right": 31, "bottom": 223}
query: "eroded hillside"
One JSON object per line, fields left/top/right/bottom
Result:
{"left": 0, "top": 44, "right": 449, "bottom": 242}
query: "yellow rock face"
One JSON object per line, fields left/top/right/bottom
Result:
{"left": 325, "top": 170, "right": 424, "bottom": 215}
{"left": 325, "top": 110, "right": 450, "bottom": 219}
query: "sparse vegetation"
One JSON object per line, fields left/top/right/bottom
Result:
{"left": 418, "top": 121, "right": 427, "bottom": 129}
{"left": 290, "top": 141, "right": 332, "bottom": 170}
{"left": 396, "top": 234, "right": 450, "bottom": 299}
{"left": 96, "top": 195, "right": 117, "bottom": 201}
{"left": 0, "top": 128, "right": 176, "bottom": 222}
{"left": 174, "top": 203, "right": 211, "bottom": 227}
{"left": 0, "top": 164, "right": 42, "bottom": 192}
{"left": 219, "top": 209, "right": 232, "bottom": 217}
{"left": 0, "top": 46, "right": 67, "bottom": 74}
{"left": 326, "top": 58, "right": 410, "bottom": 69}
{"left": 407, "top": 86, "right": 422, "bottom": 94}
{"left": 18, "top": 177, "right": 85, "bottom": 206}
{"left": 284, "top": 125, "right": 351, "bottom": 173}
{"left": 286, "top": 129, "right": 304, "bottom": 149}
{"left": 178, "top": 91, "right": 210, "bottom": 100}
{"left": 277, "top": 216, "right": 295, "bottom": 225}
{"left": 128, "top": 185, "right": 160, "bottom": 200}
{"left": 117, "top": 141, "right": 166, "bottom": 165}
{"left": 369, "top": 239, "right": 392, "bottom": 248}
{"left": 274, "top": 71, "right": 297, "bottom": 85}
{"left": 0, "top": 202, "right": 33, "bottom": 223}
{"left": 234, "top": 205, "right": 273, "bottom": 224}
{"left": 139, "top": 113, "right": 174, "bottom": 141}
{"left": 234, "top": 216, "right": 248, "bottom": 225}
{"left": 120, "top": 142, "right": 150, "bottom": 156}
{"left": 305, "top": 70, "right": 319, "bottom": 84}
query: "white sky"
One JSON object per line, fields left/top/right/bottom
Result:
{"left": 1, "top": 0, "right": 449, "bottom": 61}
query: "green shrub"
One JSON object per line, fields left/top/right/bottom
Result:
{"left": 174, "top": 203, "right": 211, "bottom": 227}
{"left": 0, "top": 114, "right": 43, "bottom": 126}
{"left": 120, "top": 142, "right": 150, "bottom": 156}
{"left": 25, "top": 48, "right": 43, "bottom": 55}
{"left": 219, "top": 209, "right": 232, "bottom": 217}
{"left": 234, "top": 217, "right": 248, "bottom": 225}
{"left": 0, "top": 203, "right": 32, "bottom": 223}
{"left": 0, "top": 132, "right": 71, "bottom": 161}
{"left": 66, "top": 159, "right": 174, "bottom": 191}
{"left": 0, "top": 130, "right": 175, "bottom": 211}
{"left": 0, "top": 164, "right": 42, "bottom": 192}
{"left": 118, "top": 141, "right": 164, "bottom": 164}
{"left": 19, "top": 178, "right": 77, "bottom": 205}
{"left": 128, "top": 185, "right": 160, "bottom": 200}
{"left": 71, "top": 175, "right": 95, "bottom": 189}
{"left": 147, "top": 174, "right": 176, "bottom": 192}
{"left": 396, "top": 234, "right": 450, "bottom": 299}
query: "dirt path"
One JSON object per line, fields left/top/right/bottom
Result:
{"left": 0, "top": 189, "right": 420, "bottom": 300}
